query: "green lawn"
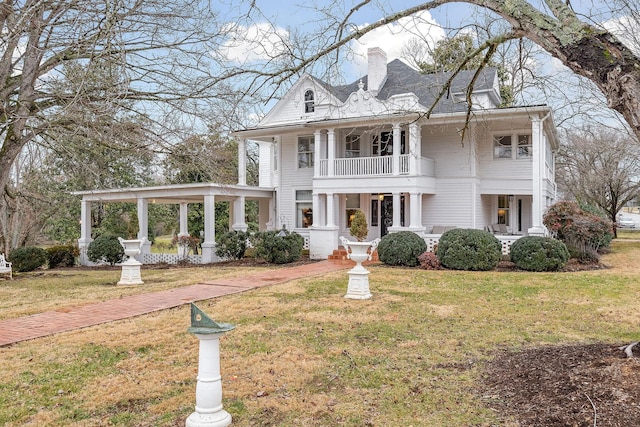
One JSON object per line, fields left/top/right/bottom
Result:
{"left": 1, "top": 240, "right": 639, "bottom": 426}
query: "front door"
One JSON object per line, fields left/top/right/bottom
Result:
{"left": 381, "top": 196, "right": 393, "bottom": 236}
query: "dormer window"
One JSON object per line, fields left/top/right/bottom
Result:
{"left": 304, "top": 90, "right": 315, "bottom": 113}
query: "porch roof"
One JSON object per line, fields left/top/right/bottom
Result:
{"left": 72, "top": 183, "right": 275, "bottom": 204}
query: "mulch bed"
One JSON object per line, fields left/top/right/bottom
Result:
{"left": 479, "top": 343, "right": 640, "bottom": 426}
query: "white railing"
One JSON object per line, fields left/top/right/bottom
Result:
{"left": 334, "top": 156, "right": 393, "bottom": 176}
{"left": 318, "top": 155, "right": 434, "bottom": 178}
{"left": 423, "top": 233, "right": 522, "bottom": 255}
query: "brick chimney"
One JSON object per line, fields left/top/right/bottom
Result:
{"left": 367, "top": 47, "right": 387, "bottom": 96}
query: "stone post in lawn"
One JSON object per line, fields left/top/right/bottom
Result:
{"left": 186, "top": 304, "right": 235, "bottom": 427}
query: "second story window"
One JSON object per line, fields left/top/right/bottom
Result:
{"left": 517, "top": 134, "right": 532, "bottom": 159}
{"left": 297, "top": 136, "right": 314, "bottom": 168}
{"left": 494, "top": 134, "right": 532, "bottom": 160}
{"left": 345, "top": 135, "right": 360, "bottom": 158}
{"left": 494, "top": 135, "right": 512, "bottom": 159}
{"left": 304, "top": 90, "right": 315, "bottom": 113}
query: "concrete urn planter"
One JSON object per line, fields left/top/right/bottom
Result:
{"left": 117, "top": 237, "right": 145, "bottom": 285}
{"left": 339, "top": 236, "right": 380, "bottom": 299}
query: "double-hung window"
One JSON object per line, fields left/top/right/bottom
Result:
{"left": 296, "top": 190, "right": 313, "bottom": 228}
{"left": 297, "top": 136, "right": 314, "bottom": 168}
{"left": 494, "top": 133, "right": 532, "bottom": 160}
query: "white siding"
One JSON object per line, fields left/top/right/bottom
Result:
{"left": 421, "top": 125, "right": 474, "bottom": 178}
{"left": 260, "top": 79, "right": 337, "bottom": 127}
{"left": 278, "top": 134, "right": 314, "bottom": 230}
{"left": 422, "top": 181, "right": 475, "bottom": 231}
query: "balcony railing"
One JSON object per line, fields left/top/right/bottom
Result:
{"left": 318, "top": 155, "right": 434, "bottom": 178}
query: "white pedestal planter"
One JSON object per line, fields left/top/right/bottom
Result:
{"left": 339, "top": 237, "right": 380, "bottom": 300}
{"left": 186, "top": 304, "right": 235, "bottom": 427}
{"left": 178, "top": 243, "right": 190, "bottom": 260}
{"left": 117, "top": 238, "right": 145, "bottom": 285}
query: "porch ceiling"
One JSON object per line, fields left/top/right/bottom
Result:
{"left": 72, "top": 183, "right": 275, "bottom": 204}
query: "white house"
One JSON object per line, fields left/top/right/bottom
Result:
{"left": 75, "top": 47, "right": 558, "bottom": 264}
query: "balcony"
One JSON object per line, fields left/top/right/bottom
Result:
{"left": 318, "top": 154, "right": 434, "bottom": 178}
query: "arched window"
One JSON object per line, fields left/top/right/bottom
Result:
{"left": 304, "top": 90, "right": 315, "bottom": 113}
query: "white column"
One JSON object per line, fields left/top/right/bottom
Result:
{"left": 392, "top": 193, "right": 401, "bottom": 228}
{"left": 201, "top": 195, "right": 216, "bottom": 263}
{"left": 259, "top": 198, "right": 271, "bottom": 230}
{"left": 179, "top": 203, "right": 189, "bottom": 236}
{"left": 409, "top": 193, "right": 422, "bottom": 229}
{"left": 392, "top": 123, "right": 401, "bottom": 176}
{"left": 528, "top": 118, "right": 545, "bottom": 236}
{"left": 312, "top": 193, "right": 320, "bottom": 227}
{"left": 314, "top": 130, "right": 322, "bottom": 178}
{"left": 409, "top": 122, "right": 420, "bottom": 175}
{"left": 78, "top": 199, "right": 93, "bottom": 265}
{"left": 232, "top": 196, "right": 248, "bottom": 231}
{"left": 327, "top": 129, "right": 335, "bottom": 177}
{"left": 137, "top": 198, "right": 151, "bottom": 257}
{"left": 238, "top": 139, "right": 247, "bottom": 186}
{"left": 326, "top": 192, "right": 336, "bottom": 227}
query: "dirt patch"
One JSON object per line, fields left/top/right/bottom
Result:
{"left": 480, "top": 343, "right": 640, "bottom": 426}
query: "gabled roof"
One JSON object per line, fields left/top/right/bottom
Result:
{"left": 325, "top": 59, "right": 499, "bottom": 114}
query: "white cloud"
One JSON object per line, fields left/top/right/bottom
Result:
{"left": 602, "top": 15, "right": 640, "bottom": 56}
{"left": 220, "top": 22, "right": 290, "bottom": 64}
{"left": 349, "top": 10, "right": 446, "bottom": 76}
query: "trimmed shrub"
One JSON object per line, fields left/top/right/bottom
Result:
{"left": 510, "top": 236, "right": 570, "bottom": 272}
{"left": 252, "top": 230, "right": 304, "bottom": 264}
{"left": 418, "top": 251, "right": 442, "bottom": 270}
{"left": 436, "top": 229, "right": 501, "bottom": 271}
{"left": 87, "top": 235, "right": 125, "bottom": 265}
{"left": 377, "top": 231, "right": 427, "bottom": 267}
{"left": 46, "top": 245, "right": 78, "bottom": 268}
{"left": 9, "top": 247, "right": 47, "bottom": 272}
{"left": 543, "top": 201, "right": 613, "bottom": 262}
{"left": 349, "top": 210, "right": 369, "bottom": 241}
{"left": 215, "top": 230, "right": 249, "bottom": 260}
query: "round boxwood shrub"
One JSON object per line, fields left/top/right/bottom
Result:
{"left": 87, "top": 235, "right": 125, "bottom": 265}
{"left": 9, "top": 246, "right": 47, "bottom": 272}
{"left": 252, "top": 230, "right": 304, "bottom": 264}
{"left": 46, "top": 245, "right": 78, "bottom": 268}
{"left": 215, "top": 230, "right": 249, "bottom": 260}
{"left": 436, "top": 228, "right": 502, "bottom": 271}
{"left": 510, "top": 236, "right": 570, "bottom": 272}
{"left": 377, "top": 231, "right": 427, "bottom": 267}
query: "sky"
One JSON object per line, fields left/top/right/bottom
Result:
{"left": 213, "top": 0, "right": 631, "bottom": 130}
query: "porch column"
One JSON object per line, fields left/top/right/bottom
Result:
{"left": 238, "top": 139, "right": 247, "bottom": 186}
{"left": 312, "top": 192, "right": 320, "bottom": 227}
{"left": 179, "top": 203, "right": 189, "bottom": 236}
{"left": 201, "top": 195, "right": 217, "bottom": 263}
{"left": 409, "top": 123, "right": 420, "bottom": 175}
{"left": 392, "top": 123, "right": 401, "bottom": 176}
{"left": 314, "top": 130, "right": 322, "bottom": 178}
{"left": 326, "top": 192, "right": 336, "bottom": 227}
{"left": 327, "top": 129, "right": 335, "bottom": 177}
{"left": 529, "top": 117, "right": 545, "bottom": 236}
{"left": 392, "top": 193, "right": 401, "bottom": 228}
{"left": 232, "top": 196, "right": 248, "bottom": 231}
{"left": 409, "top": 193, "right": 422, "bottom": 229}
{"left": 137, "top": 198, "right": 151, "bottom": 256}
{"left": 78, "top": 198, "right": 93, "bottom": 265}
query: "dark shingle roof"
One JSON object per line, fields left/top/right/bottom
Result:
{"left": 326, "top": 59, "right": 497, "bottom": 114}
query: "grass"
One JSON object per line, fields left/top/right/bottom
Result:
{"left": 1, "top": 240, "right": 640, "bottom": 426}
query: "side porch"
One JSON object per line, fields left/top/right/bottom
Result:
{"left": 73, "top": 183, "right": 276, "bottom": 265}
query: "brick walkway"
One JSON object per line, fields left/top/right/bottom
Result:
{"left": 0, "top": 260, "right": 351, "bottom": 347}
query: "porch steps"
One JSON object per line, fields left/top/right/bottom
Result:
{"left": 328, "top": 248, "right": 379, "bottom": 262}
